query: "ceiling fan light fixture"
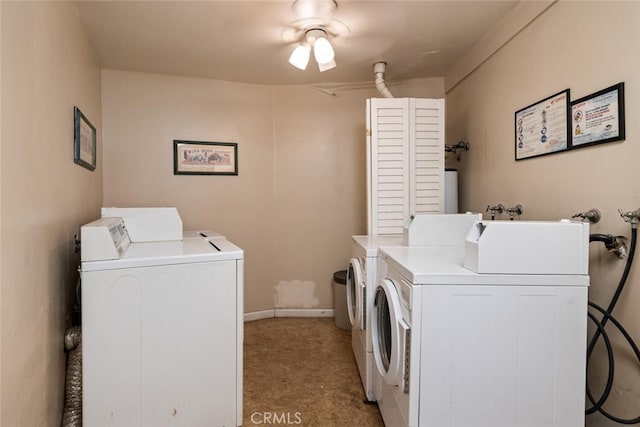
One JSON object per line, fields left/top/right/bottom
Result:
{"left": 312, "top": 35, "right": 334, "bottom": 65}
{"left": 317, "top": 58, "right": 336, "bottom": 72}
{"left": 289, "top": 27, "right": 339, "bottom": 72}
{"left": 288, "top": 43, "right": 311, "bottom": 70}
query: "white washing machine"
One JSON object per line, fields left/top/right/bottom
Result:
{"left": 373, "top": 220, "right": 590, "bottom": 427}
{"left": 348, "top": 213, "right": 482, "bottom": 402}
{"left": 80, "top": 211, "right": 244, "bottom": 427}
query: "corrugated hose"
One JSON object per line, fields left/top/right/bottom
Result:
{"left": 61, "top": 326, "right": 82, "bottom": 427}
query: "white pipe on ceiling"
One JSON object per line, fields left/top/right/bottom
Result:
{"left": 373, "top": 62, "right": 394, "bottom": 98}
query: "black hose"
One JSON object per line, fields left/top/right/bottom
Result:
{"left": 589, "top": 228, "right": 636, "bottom": 346}
{"left": 586, "top": 310, "right": 615, "bottom": 414}
{"left": 586, "top": 302, "right": 640, "bottom": 424}
{"left": 589, "top": 233, "right": 617, "bottom": 245}
{"left": 586, "top": 226, "right": 639, "bottom": 424}
{"left": 589, "top": 302, "right": 640, "bottom": 364}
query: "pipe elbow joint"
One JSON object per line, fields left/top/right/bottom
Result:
{"left": 375, "top": 76, "right": 394, "bottom": 98}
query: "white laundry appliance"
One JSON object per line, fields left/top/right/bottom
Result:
{"left": 80, "top": 210, "right": 244, "bottom": 427}
{"left": 373, "top": 220, "right": 590, "bottom": 427}
{"left": 347, "top": 213, "right": 481, "bottom": 402}
{"left": 348, "top": 234, "right": 404, "bottom": 401}
{"left": 100, "top": 206, "right": 225, "bottom": 240}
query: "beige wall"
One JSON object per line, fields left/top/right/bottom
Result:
{"left": 445, "top": 1, "right": 640, "bottom": 425}
{"left": 8, "top": 0, "right": 640, "bottom": 423}
{"left": 271, "top": 85, "right": 372, "bottom": 309}
{"left": 102, "top": 70, "right": 444, "bottom": 312}
{"left": 102, "top": 70, "right": 277, "bottom": 312}
{"left": 0, "top": 1, "right": 103, "bottom": 425}
{"left": 271, "top": 80, "right": 444, "bottom": 310}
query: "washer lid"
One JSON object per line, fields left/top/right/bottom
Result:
{"left": 81, "top": 237, "right": 243, "bottom": 271}
{"left": 183, "top": 229, "right": 225, "bottom": 239}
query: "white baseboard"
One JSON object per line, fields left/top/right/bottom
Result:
{"left": 275, "top": 308, "right": 334, "bottom": 318}
{"left": 244, "top": 308, "right": 335, "bottom": 322}
{"left": 244, "top": 309, "right": 275, "bottom": 322}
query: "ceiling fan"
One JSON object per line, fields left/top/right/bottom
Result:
{"left": 283, "top": 0, "right": 350, "bottom": 72}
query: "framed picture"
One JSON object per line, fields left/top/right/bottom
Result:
{"left": 570, "top": 82, "right": 625, "bottom": 149}
{"left": 173, "top": 140, "right": 238, "bottom": 175}
{"left": 515, "top": 89, "right": 571, "bottom": 161}
{"left": 74, "top": 106, "right": 96, "bottom": 171}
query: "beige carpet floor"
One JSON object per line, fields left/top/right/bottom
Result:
{"left": 243, "top": 317, "right": 384, "bottom": 426}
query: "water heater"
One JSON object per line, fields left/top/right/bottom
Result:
{"left": 445, "top": 168, "right": 458, "bottom": 214}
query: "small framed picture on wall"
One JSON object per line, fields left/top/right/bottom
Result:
{"left": 173, "top": 140, "right": 238, "bottom": 176}
{"left": 74, "top": 106, "right": 96, "bottom": 171}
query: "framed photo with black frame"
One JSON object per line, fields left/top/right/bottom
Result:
{"left": 515, "top": 89, "right": 571, "bottom": 161}
{"left": 570, "top": 82, "right": 625, "bottom": 150}
{"left": 173, "top": 140, "right": 238, "bottom": 176}
{"left": 74, "top": 106, "right": 96, "bottom": 171}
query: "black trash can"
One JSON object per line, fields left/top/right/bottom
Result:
{"left": 332, "top": 270, "right": 350, "bottom": 330}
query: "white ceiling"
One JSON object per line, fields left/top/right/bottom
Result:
{"left": 75, "top": 0, "right": 519, "bottom": 86}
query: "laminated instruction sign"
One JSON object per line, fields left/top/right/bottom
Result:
{"left": 515, "top": 89, "right": 570, "bottom": 160}
{"left": 571, "top": 82, "right": 625, "bottom": 148}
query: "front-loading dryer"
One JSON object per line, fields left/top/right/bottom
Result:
{"left": 347, "top": 235, "right": 403, "bottom": 402}
{"left": 374, "top": 237, "right": 589, "bottom": 427}
{"left": 348, "top": 213, "right": 482, "bottom": 403}
{"left": 372, "top": 256, "right": 421, "bottom": 427}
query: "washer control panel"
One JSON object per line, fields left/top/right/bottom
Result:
{"left": 81, "top": 217, "right": 131, "bottom": 262}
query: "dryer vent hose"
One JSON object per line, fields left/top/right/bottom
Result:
{"left": 62, "top": 326, "right": 82, "bottom": 427}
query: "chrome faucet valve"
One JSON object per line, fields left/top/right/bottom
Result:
{"left": 618, "top": 207, "right": 640, "bottom": 227}
{"left": 505, "top": 204, "right": 524, "bottom": 220}
{"left": 572, "top": 208, "right": 601, "bottom": 224}
{"left": 486, "top": 204, "right": 505, "bottom": 220}
{"left": 445, "top": 141, "right": 470, "bottom": 153}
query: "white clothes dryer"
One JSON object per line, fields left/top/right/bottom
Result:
{"left": 348, "top": 213, "right": 482, "bottom": 402}
{"left": 373, "top": 225, "right": 590, "bottom": 427}
{"left": 80, "top": 214, "right": 244, "bottom": 427}
{"left": 348, "top": 234, "right": 403, "bottom": 401}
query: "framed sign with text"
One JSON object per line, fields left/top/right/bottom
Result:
{"left": 571, "top": 82, "right": 625, "bottom": 149}
{"left": 515, "top": 89, "right": 571, "bottom": 161}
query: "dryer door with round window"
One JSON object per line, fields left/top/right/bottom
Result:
{"left": 346, "top": 258, "right": 364, "bottom": 329}
{"left": 372, "top": 278, "right": 408, "bottom": 387}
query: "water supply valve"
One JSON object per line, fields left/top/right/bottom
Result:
{"left": 505, "top": 204, "right": 524, "bottom": 220}
{"left": 618, "top": 207, "right": 640, "bottom": 227}
{"left": 486, "top": 204, "right": 505, "bottom": 220}
{"left": 445, "top": 141, "right": 470, "bottom": 153}
{"left": 445, "top": 141, "right": 470, "bottom": 161}
{"left": 609, "top": 236, "right": 628, "bottom": 260}
{"left": 572, "top": 208, "right": 601, "bottom": 224}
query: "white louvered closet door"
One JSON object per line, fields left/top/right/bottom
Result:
{"left": 409, "top": 98, "right": 445, "bottom": 216}
{"left": 367, "top": 98, "right": 445, "bottom": 235}
{"left": 368, "top": 98, "right": 410, "bottom": 235}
